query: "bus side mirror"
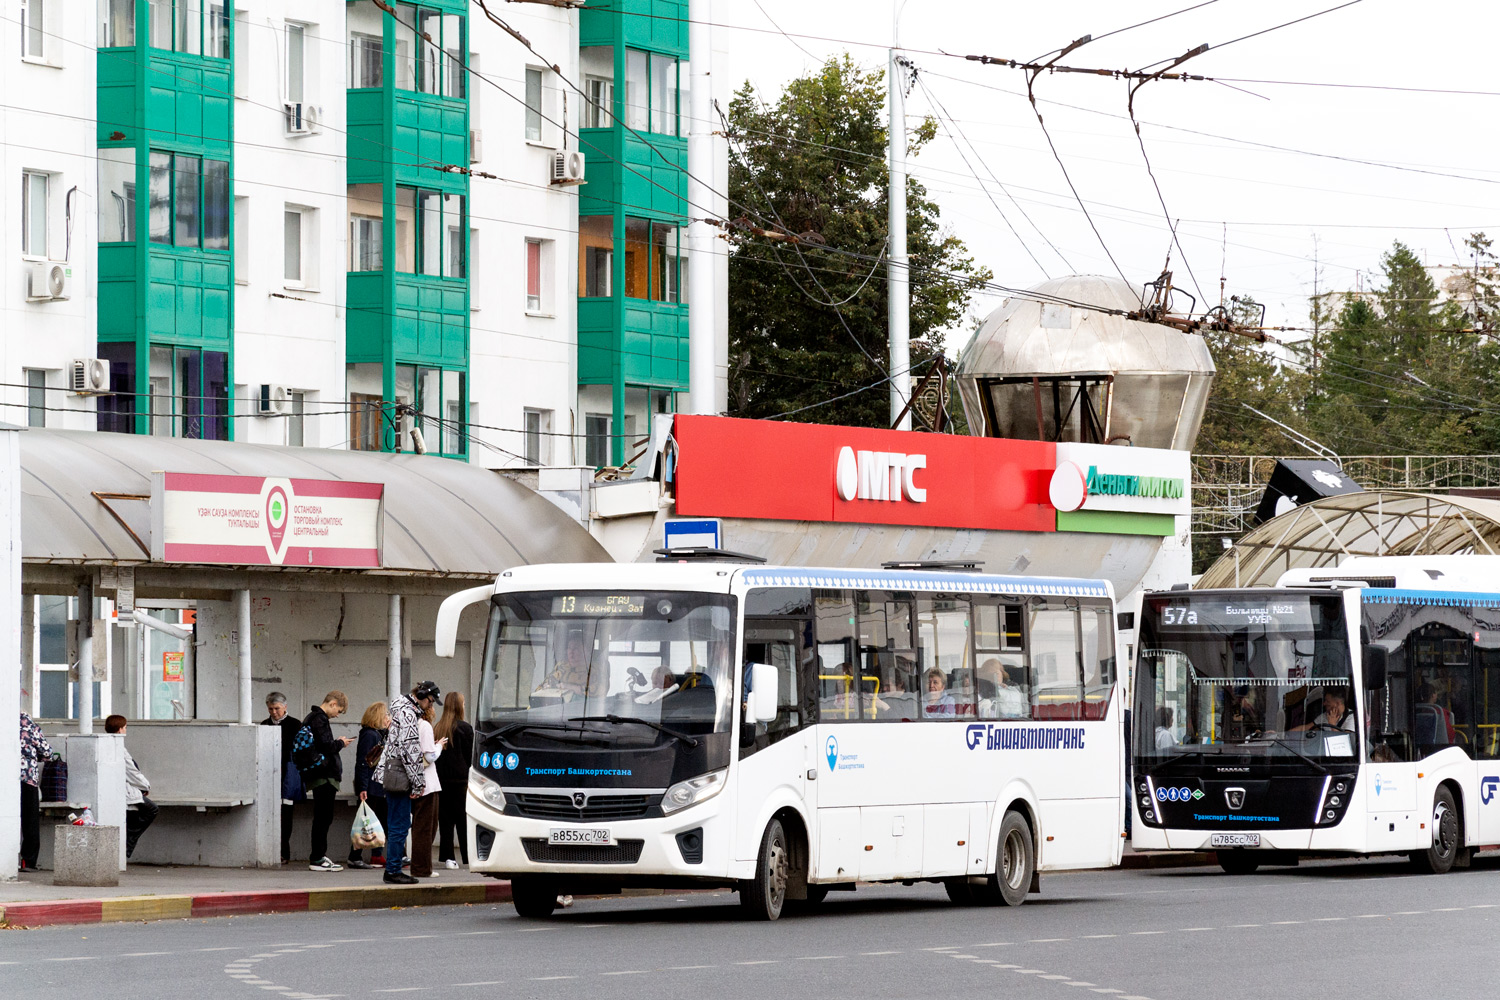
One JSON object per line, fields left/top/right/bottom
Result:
{"left": 744, "top": 662, "right": 778, "bottom": 724}
{"left": 435, "top": 584, "right": 494, "bottom": 658}
{"left": 1362, "top": 644, "right": 1387, "bottom": 689}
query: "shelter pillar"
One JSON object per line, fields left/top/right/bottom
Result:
{"left": 77, "top": 579, "right": 94, "bottom": 735}
{"left": 387, "top": 594, "right": 401, "bottom": 700}
{"left": 236, "top": 589, "right": 252, "bottom": 725}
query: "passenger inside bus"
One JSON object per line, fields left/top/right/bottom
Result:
{"left": 1155, "top": 706, "right": 1177, "bottom": 748}
{"left": 923, "top": 667, "right": 956, "bottom": 717}
{"left": 1292, "top": 687, "right": 1355, "bottom": 733}
{"left": 977, "top": 658, "right": 1027, "bottom": 719}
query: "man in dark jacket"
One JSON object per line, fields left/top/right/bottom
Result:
{"left": 261, "top": 692, "right": 302, "bottom": 864}
{"left": 300, "top": 691, "right": 352, "bottom": 872}
{"left": 374, "top": 681, "right": 441, "bottom": 885}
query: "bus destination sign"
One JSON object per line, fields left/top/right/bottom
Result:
{"left": 551, "top": 595, "right": 646, "bottom": 616}
{"left": 1152, "top": 599, "right": 1311, "bottom": 630}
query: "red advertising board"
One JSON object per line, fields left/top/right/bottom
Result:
{"left": 672, "top": 415, "right": 1056, "bottom": 533}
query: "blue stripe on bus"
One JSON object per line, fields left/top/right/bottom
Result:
{"left": 1362, "top": 588, "right": 1500, "bottom": 608}
{"left": 739, "top": 568, "right": 1108, "bottom": 597}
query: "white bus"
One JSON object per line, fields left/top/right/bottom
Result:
{"left": 1132, "top": 555, "right": 1500, "bottom": 875}
{"left": 436, "top": 560, "right": 1124, "bottom": 919}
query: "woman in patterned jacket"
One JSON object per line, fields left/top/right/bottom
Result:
{"left": 19, "top": 712, "right": 52, "bottom": 871}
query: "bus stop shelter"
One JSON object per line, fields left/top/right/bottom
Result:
{"left": 8, "top": 429, "right": 608, "bottom": 876}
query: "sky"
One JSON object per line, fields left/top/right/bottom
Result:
{"left": 708, "top": 0, "right": 1500, "bottom": 340}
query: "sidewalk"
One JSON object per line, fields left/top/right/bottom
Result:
{"left": 0, "top": 863, "right": 512, "bottom": 929}
{"left": 2, "top": 847, "right": 1219, "bottom": 929}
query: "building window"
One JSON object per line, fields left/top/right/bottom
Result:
{"left": 99, "top": 0, "right": 135, "bottom": 48}
{"left": 579, "top": 215, "right": 612, "bottom": 297}
{"left": 98, "top": 149, "right": 137, "bottom": 243}
{"left": 525, "top": 67, "right": 543, "bottom": 141}
{"left": 347, "top": 362, "right": 385, "bottom": 451}
{"left": 21, "top": 171, "right": 48, "bottom": 258}
{"left": 393, "top": 4, "right": 463, "bottom": 97}
{"left": 350, "top": 36, "right": 382, "bottom": 88}
{"left": 523, "top": 408, "right": 551, "bottom": 466}
{"left": 149, "top": 345, "right": 229, "bottom": 440}
{"left": 148, "top": 0, "right": 228, "bottom": 58}
{"left": 285, "top": 22, "right": 305, "bottom": 103}
{"left": 412, "top": 189, "right": 463, "bottom": 277}
{"left": 392, "top": 365, "right": 465, "bottom": 455}
{"left": 580, "top": 47, "right": 614, "bottom": 129}
{"left": 615, "top": 218, "right": 684, "bottom": 303}
{"left": 96, "top": 342, "right": 136, "bottom": 434}
{"left": 147, "top": 152, "right": 229, "bottom": 250}
{"left": 21, "top": 0, "right": 47, "bottom": 61}
{"left": 625, "top": 49, "right": 649, "bottom": 131}
{"left": 234, "top": 196, "right": 249, "bottom": 282}
{"left": 622, "top": 49, "right": 679, "bottom": 135}
{"left": 525, "top": 238, "right": 543, "bottom": 312}
{"left": 287, "top": 390, "right": 305, "bottom": 447}
{"left": 284, "top": 208, "right": 303, "bottom": 283}
{"left": 348, "top": 183, "right": 383, "bottom": 271}
{"left": 651, "top": 55, "right": 678, "bottom": 135}
{"left": 585, "top": 413, "right": 611, "bottom": 468}
{"left": 25, "top": 369, "right": 46, "bottom": 428}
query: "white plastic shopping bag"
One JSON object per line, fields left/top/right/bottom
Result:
{"left": 351, "top": 799, "right": 387, "bottom": 849}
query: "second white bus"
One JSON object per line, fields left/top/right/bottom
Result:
{"left": 437, "top": 560, "right": 1125, "bottom": 919}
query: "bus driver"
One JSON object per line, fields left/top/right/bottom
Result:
{"left": 536, "top": 634, "right": 594, "bottom": 703}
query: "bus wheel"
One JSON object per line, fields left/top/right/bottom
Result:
{"left": 1216, "top": 851, "right": 1260, "bottom": 875}
{"left": 510, "top": 876, "right": 559, "bottom": 918}
{"left": 964, "top": 809, "right": 1035, "bottom": 907}
{"left": 740, "top": 818, "right": 790, "bottom": 920}
{"left": 1411, "top": 786, "right": 1460, "bottom": 875}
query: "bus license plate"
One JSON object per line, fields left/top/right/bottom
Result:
{"left": 549, "top": 827, "right": 614, "bottom": 846}
{"left": 1210, "top": 833, "right": 1260, "bottom": 848}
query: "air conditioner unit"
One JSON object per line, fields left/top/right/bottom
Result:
{"left": 284, "top": 101, "right": 314, "bottom": 136}
{"left": 258, "top": 383, "right": 290, "bottom": 415}
{"left": 550, "top": 149, "right": 585, "bottom": 185}
{"left": 70, "top": 358, "right": 110, "bottom": 395}
{"left": 26, "top": 261, "right": 71, "bottom": 301}
{"left": 469, "top": 128, "right": 483, "bottom": 164}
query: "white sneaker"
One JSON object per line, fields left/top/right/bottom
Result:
{"left": 421, "top": 871, "right": 441, "bottom": 878}
{"left": 309, "top": 857, "right": 344, "bottom": 872}
{"left": 444, "top": 859, "right": 459, "bottom": 869}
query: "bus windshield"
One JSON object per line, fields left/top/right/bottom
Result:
{"left": 477, "top": 590, "right": 737, "bottom": 748}
{"left": 1136, "top": 592, "right": 1357, "bottom": 761}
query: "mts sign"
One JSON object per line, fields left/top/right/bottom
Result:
{"left": 835, "top": 447, "right": 927, "bottom": 503}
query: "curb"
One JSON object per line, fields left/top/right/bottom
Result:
{"left": 1120, "top": 851, "right": 1218, "bottom": 870}
{"left": 1, "top": 880, "right": 514, "bottom": 930}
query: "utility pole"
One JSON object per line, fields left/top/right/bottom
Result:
{"left": 687, "top": 0, "right": 716, "bottom": 416}
{"left": 888, "top": 37, "right": 911, "bottom": 430}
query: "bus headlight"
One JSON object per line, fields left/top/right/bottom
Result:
{"left": 469, "top": 768, "right": 507, "bottom": 811}
{"left": 661, "top": 769, "right": 727, "bottom": 815}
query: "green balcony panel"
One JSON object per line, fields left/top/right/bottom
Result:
{"left": 346, "top": 272, "right": 390, "bottom": 362}
{"left": 346, "top": 90, "right": 388, "bottom": 184}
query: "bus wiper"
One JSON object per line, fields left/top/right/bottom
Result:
{"left": 569, "top": 715, "right": 700, "bottom": 748}
{"left": 1244, "top": 732, "right": 1328, "bottom": 773}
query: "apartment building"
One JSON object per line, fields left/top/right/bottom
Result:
{"left": 6, "top": 0, "right": 714, "bottom": 467}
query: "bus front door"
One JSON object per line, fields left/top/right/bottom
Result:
{"left": 737, "top": 619, "right": 816, "bottom": 873}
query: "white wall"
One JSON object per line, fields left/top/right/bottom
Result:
{"left": 466, "top": 5, "right": 580, "bottom": 469}
{"left": 0, "top": 2, "right": 99, "bottom": 432}
{"left": 232, "top": 1, "right": 349, "bottom": 448}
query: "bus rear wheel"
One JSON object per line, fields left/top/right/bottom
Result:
{"left": 958, "top": 809, "right": 1034, "bottom": 907}
{"left": 740, "top": 817, "right": 790, "bottom": 920}
{"left": 510, "top": 876, "right": 559, "bottom": 918}
{"left": 1410, "top": 786, "right": 1460, "bottom": 874}
{"left": 1216, "top": 851, "right": 1260, "bottom": 875}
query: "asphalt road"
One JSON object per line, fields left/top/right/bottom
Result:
{"left": 6, "top": 857, "right": 1500, "bottom": 1000}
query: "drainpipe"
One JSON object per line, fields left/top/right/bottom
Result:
{"left": 388, "top": 594, "right": 402, "bottom": 700}
{"left": 77, "top": 580, "right": 93, "bottom": 734}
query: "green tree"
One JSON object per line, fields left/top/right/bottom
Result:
{"left": 725, "top": 56, "right": 992, "bottom": 427}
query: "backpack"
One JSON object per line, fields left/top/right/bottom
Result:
{"left": 291, "top": 723, "right": 324, "bottom": 772}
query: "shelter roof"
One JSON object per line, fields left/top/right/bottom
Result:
{"left": 1198, "top": 490, "right": 1500, "bottom": 588}
{"left": 22, "top": 429, "right": 608, "bottom": 577}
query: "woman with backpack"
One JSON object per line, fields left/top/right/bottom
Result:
{"left": 347, "top": 700, "right": 390, "bottom": 870}
{"left": 296, "top": 691, "right": 352, "bottom": 872}
{"left": 434, "top": 692, "right": 473, "bottom": 869}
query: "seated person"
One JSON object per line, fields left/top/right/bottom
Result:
{"left": 1292, "top": 687, "right": 1356, "bottom": 733}
{"left": 922, "top": 667, "right": 956, "bottom": 717}
{"left": 535, "top": 634, "right": 596, "bottom": 703}
{"left": 978, "top": 659, "right": 1028, "bottom": 719}
{"left": 875, "top": 664, "right": 918, "bottom": 720}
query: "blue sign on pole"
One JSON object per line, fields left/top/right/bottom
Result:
{"left": 664, "top": 519, "right": 721, "bottom": 550}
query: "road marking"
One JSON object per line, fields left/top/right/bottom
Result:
{"left": 1312, "top": 917, "right": 1345, "bottom": 922}
{"left": 575, "top": 924, "right": 608, "bottom": 929}
{"left": 1227, "top": 923, "right": 1261, "bottom": 928}
{"left": 973, "top": 942, "right": 1014, "bottom": 947}
{"left": 991, "top": 964, "right": 1020, "bottom": 969}
{"left": 1065, "top": 983, "right": 1097, "bottom": 988}
{"left": 1029, "top": 938, "right": 1070, "bottom": 943}
{"left": 861, "top": 951, "right": 902, "bottom": 956}
{"left": 1119, "top": 995, "right": 1155, "bottom": 999}
{"left": 45, "top": 957, "right": 98, "bottom": 962}
{"left": 1179, "top": 927, "right": 1214, "bottom": 932}
{"left": 328, "top": 939, "right": 375, "bottom": 944}
{"left": 972, "top": 959, "right": 1002, "bottom": 964}
{"left": 528, "top": 976, "right": 576, "bottom": 981}
{"left": 517, "top": 928, "right": 555, "bottom": 933}
{"left": 372, "top": 989, "right": 429, "bottom": 994}
{"left": 735, "top": 960, "right": 778, "bottom": 965}
{"left": 924, "top": 946, "right": 960, "bottom": 952}
{"left": 600, "top": 971, "right": 646, "bottom": 976}
{"left": 1355, "top": 914, "right": 1385, "bottom": 919}
{"left": 120, "top": 952, "right": 173, "bottom": 957}
{"left": 948, "top": 954, "right": 978, "bottom": 958}
{"left": 1091, "top": 991, "right": 1124, "bottom": 995}
{"left": 1014, "top": 969, "right": 1046, "bottom": 974}
{"left": 1433, "top": 907, "right": 1465, "bottom": 912}
{"left": 451, "top": 983, "right": 504, "bottom": 988}
{"left": 799, "top": 956, "right": 844, "bottom": 960}
{"left": 1081, "top": 935, "right": 1117, "bottom": 939}
{"left": 664, "top": 966, "right": 716, "bottom": 970}
{"left": 458, "top": 931, "right": 500, "bottom": 936}
{"left": 1470, "top": 904, "right": 1499, "bottom": 909}
{"left": 1041, "top": 974, "right": 1071, "bottom": 980}
{"left": 1393, "top": 911, "right": 1426, "bottom": 915}
{"left": 1129, "top": 931, "right": 1164, "bottom": 936}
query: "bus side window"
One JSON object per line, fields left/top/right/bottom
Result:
{"left": 1079, "top": 607, "right": 1113, "bottom": 719}
{"left": 740, "top": 619, "right": 807, "bottom": 758}
{"left": 1479, "top": 644, "right": 1500, "bottom": 759}
{"left": 815, "top": 590, "right": 859, "bottom": 721}
{"left": 915, "top": 595, "right": 975, "bottom": 718}
{"left": 974, "top": 601, "right": 1029, "bottom": 720}
{"left": 857, "top": 591, "right": 918, "bottom": 722}
{"left": 1030, "top": 605, "right": 1082, "bottom": 721}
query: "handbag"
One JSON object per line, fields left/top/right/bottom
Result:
{"left": 380, "top": 749, "right": 411, "bottom": 793}
{"left": 41, "top": 755, "right": 67, "bottom": 803}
